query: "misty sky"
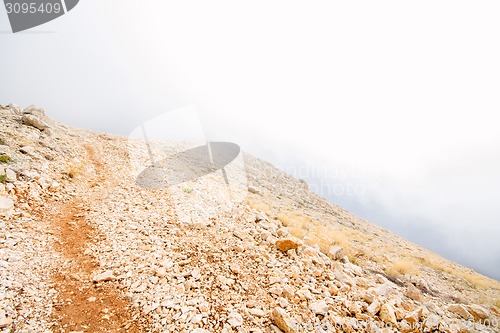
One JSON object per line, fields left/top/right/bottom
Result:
{"left": 1, "top": 1, "right": 499, "bottom": 279}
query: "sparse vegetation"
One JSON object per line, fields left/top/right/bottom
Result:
{"left": 0, "top": 174, "right": 6, "bottom": 183}
{"left": 68, "top": 166, "right": 79, "bottom": 179}
{"left": 385, "top": 259, "right": 417, "bottom": 278}
{"left": 248, "top": 196, "right": 500, "bottom": 307}
{"left": 278, "top": 206, "right": 499, "bottom": 292}
{"left": 66, "top": 159, "right": 84, "bottom": 179}
{"left": 183, "top": 188, "right": 193, "bottom": 194}
{"left": 248, "top": 199, "right": 271, "bottom": 212}
{"left": 0, "top": 154, "right": 11, "bottom": 163}
{"left": 276, "top": 210, "right": 363, "bottom": 263}
{"left": 0, "top": 138, "right": 5, "bottom": 145}
{"left": 423, "top": 255, "right": 498, "bottom": 290}
{"left": 277, "top": 212, "right": 311, "bottom": 239}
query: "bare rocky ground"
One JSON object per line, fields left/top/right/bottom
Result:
{"left": 0, "top": 104, "right": 499, "bottom": 332}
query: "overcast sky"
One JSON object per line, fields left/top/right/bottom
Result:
{"left": 1, "top": 1, "right": 499, "bottom": 279}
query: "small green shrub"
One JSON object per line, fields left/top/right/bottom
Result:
{"left": 0, "top": 138, "right": 5, "bottom": 145}
{"left": 0, "top": 174, "right": 6, "bottom": 183}
{"left": 0, "top": 155, "right": 11, "bottom": 163}
{"left": 183, "top": 188, "right": 193, "bottom": 194}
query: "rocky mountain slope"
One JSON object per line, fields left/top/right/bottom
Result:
{"left": 0, "top": 104, "right": 499, "bottom": 332}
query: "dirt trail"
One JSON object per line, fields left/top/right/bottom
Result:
{"left": 48, "top": 144, "right": 145, "bottom": 332}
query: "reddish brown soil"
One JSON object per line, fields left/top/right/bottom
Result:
{"left": 46, "top": 145, "right": 146, "bottom": 332}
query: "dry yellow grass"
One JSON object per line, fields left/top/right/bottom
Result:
{"left": 248, "top": 199, "right": 271, "bottom": 212}
{"left": 279, "top": 210, "right": 499, "bottom": 291}
{"left": 250, "top": 199, "right": 500, "bottom": 299}
{"left": 276, "top": 210, "right": 363, "bottom": 263}
{"left": 304, "top": 224, "right": 336, "bottom": 253}
{"left": 495, "top": 298, "right": 500, "bottom": 309}
{"left": 417, "top": 254, "right": 499, "bottom": 291}
{"left": 66, "top": 158, "right": 85, "bottom": 179}
{"left": 276, "top": 212, "right": 310, "bottom": 239}
{"left": 385, "top": 259, "right": 417, "bottom": 278}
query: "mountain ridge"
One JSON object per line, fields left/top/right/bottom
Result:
{"left": 0, "top": 103, "right": 499, "bottom": 332}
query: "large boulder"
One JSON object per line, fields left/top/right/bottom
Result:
{"left": 22, "top": 114, "right": 48, "bottom": 131}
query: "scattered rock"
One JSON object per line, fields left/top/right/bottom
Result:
{"left": 92, "top": 270, "right": 116, "bottom": 283}
{"left": 308, "top": 300, "right": 329, "bottom": 315}
{"left": 248, "top": 308, "right": 265, "bottom": 317}
{"left": 404, "top": 308, "right": 422, "bottom": 323}
{"left": 327, "top": 246, "right": 344, "bottom": 261}
{"left": 448, "top": 304, "right": 474, "bottom": 320}
{"left": 155, "top": 267, "right": 167, "bottom": 277}
{"left": 379, "top": 303, "right": 397, "bottom": 325}
{"left": 367, "top": 301, "right": 381, "bottom": 316}
{"left": 276, "top": 238, "right": 301, "bottom": 252}
{"left": 22, "top": 114, "right": 48, "bottom": 130}
{"left": 329, "top": 285, "right": 339, "bottom": 296}
{"left": 277, "top": 297, "right": 289, "bottom": 308}
{"left": 376, "top": 284, "right": 395, "bottom": 297}
{"left": 405, "top": 284, "right": 423, "bottom": 302}
{"left": 0, "top": 196, "right": 14, "bottom": 212}
{"left": 227, "top": 311, "right": 243, "bottom": 327}
{"left": 190, "top": 329, "right": 210, "bottom": 333}
{"left": 0, "top": 317, "right": 13, "bottom": 328}
{"left": 5, "top": 169, "right": 16, "bottom": 182}
{"left": 424, "top": 314, "right": 440, "bottom": 331}
{"left": 20, "top": 146, "right": 36, "bottom": 155}
{"left": 1, "top": 104, "right": 499, "bottom": 333}
{"left": 23, "top": 104, "right": 42, "bottom": 115}
{"left": 271, "top": 307, "right": 299, "bottom": 333}
{"left": 8, "top": 103, "right": 21, "bottom": 114}
{"left": 248, "top": 186, "right": 259, "bottom": 194}
{"left": 49, "top": 181, "right": 60, "bottom": 192}
{"left": 466, "top": 304, "right": 490, "bottom": 320}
